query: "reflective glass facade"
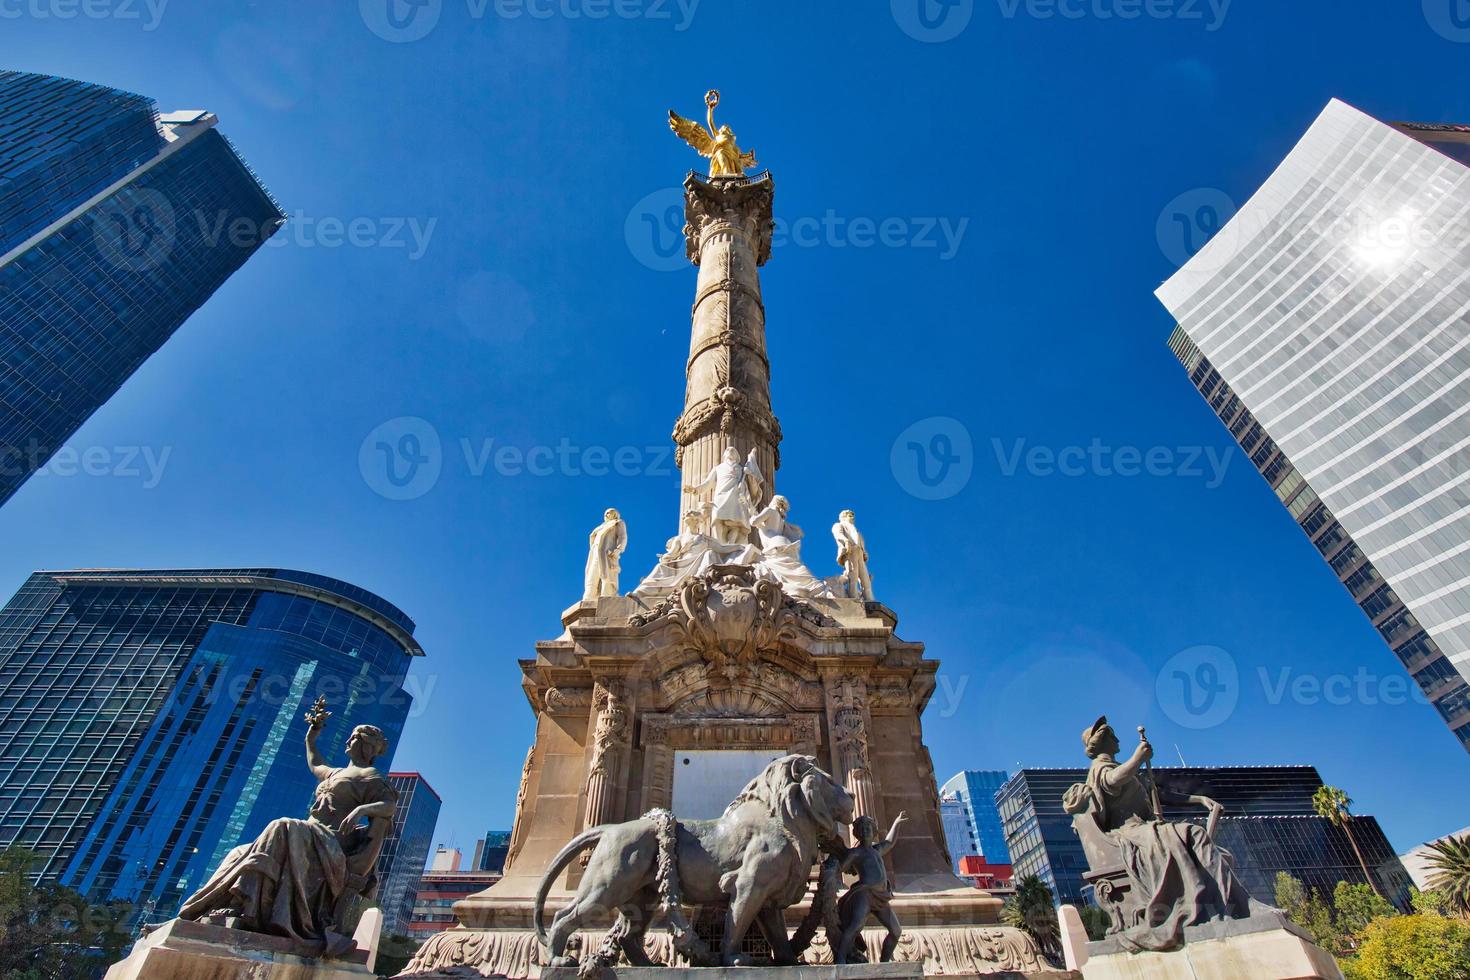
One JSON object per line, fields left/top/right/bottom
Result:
{"left": 472, "top": 830, "right": 511, "bottom": 873}
{"left": 0, "top": 73, "right": 283, "bottom": 506}
{"left": 939, "top": 769, "right": 1012, "bottom": 864}
{"left": 0, "top": 71, "right": 162, "bottom": 254}
{"left": 377, "top": 772, "right": 441, "bottom": 938}
{"left": 996, "top": 767, "right": 1410, "bottom": 905}
{"left": 939, "top": 794, "right": 973, "bottom": 869}
{"left": 1158, "top": 99, "right": 1470, "bottom": 754}
{"left": 0, "top": 568, "right": 423, "bottom": 925}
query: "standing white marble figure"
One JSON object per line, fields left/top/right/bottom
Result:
{"left": 751, "top": 495, "right": 831, "bottom": 599}
{"left": 683, "top": 446, "right": 763, "bottom": 545}
{"left": 583, "top": 508, "right": 628, "bottom": 600}
{"left": 831, "top": 509, "right": 876, "bottom": 602}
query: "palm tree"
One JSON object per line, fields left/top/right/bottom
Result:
{"left": 1424, "top": 834, "right": 1470, "bottom": 918}
{"left": 1001, "top": 874, "right": 1060, "bottom": 962}
{"left": 1313, "top": 785, "right": 1384, "bottom": 900}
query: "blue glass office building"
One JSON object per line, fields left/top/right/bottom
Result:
{"left": 0, "top": 71, "right": 283, "bottom": 505}
{"left": 377, "top": 772, "right": 442, "bottom": 938}
{"left": 0, "top": 569, "right": 424, "bottom": 923}
{"left": 939, "top": 770, "right": 1012, "bottom": 865}
{"left": 996, "top": 767, "right": 1410, "bottom": 905}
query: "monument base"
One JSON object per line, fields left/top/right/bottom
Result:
{"left": 104, "top": 918, "right": 378, "bottom": 980}
{"left": 544, "top": 963, "right": 924, "bottom": 980}
{"left": 1073, "top": 912, "right": 1343, "bottom": 980}
{"left": 396, "top": 926, "right": 1079, "bottom": 978}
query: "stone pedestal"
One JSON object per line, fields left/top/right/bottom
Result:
{"left": 397, "top": 923, "right": 1075, "bottom": 979}
{"left": 1075, "top": 913, "right": 1343, "bottom": 980}
{"left": 544, "top": 963, "right": 923, "bottom": 980}
{"left": 103, "top": 918, "right": 378, "bottom": 980}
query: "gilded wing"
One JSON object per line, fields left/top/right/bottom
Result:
{"left": 668, "top": 110, "right": 714, "bottom": 156}
{"left": 739, "top": 147, "right": 758, "bottom": 170}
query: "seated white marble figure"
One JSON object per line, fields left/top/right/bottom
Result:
{"left": 634, "top": 504, "right": 762, "bottom": 600}
{"left": 633, "top": 509, "right": 713, "bottom": 599}
{"left": 751, "top": 496, "right": 832, "bottom": 599}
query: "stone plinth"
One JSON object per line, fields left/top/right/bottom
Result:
{"left": 1077, "top": 913, "right": 1343, "bottom": 980}
{"left": 397, "top": 924, "right": 1072, "bottom": 979}
{"left": 545, "top": 963, "right": 922, "bottom": 980}
{"left": 103, "top": 918, "right": 377, "bottom": 980}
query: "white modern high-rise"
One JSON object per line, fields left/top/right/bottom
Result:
{"left": 1157, "top": 99, "right": 1470, "bottom": 754}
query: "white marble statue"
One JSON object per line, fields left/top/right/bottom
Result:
{"left": 634, "top": 508, "right": 714, "bottom": 599}
{"left": 751, "top": 495, "right": 832, "bottom": 599}
{"left": 583, "top": 508, "right": 628, "bottom": 600}
{"left": 633, "top": 503, "right": 760, "bottom": 600}
{"left": 831, "top": 509, "right": 876, "bottom": 602}
{"left": 683, "top": 446, "right": 764, "bottom": 545}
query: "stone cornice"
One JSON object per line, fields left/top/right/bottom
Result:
{"left": 682, "top": 171, "right": 775, "bottom": 266}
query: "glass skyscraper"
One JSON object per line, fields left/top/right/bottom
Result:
{"left": 377, "top": 772, "right": 442, "bottom": 938}
{"left": 1158, "top": 99, "right": 1470, "bottom": 754}
{"left": 0, "top": 71, "right": 283, "bottom": 506}
{"left": 0, "top": 568, "right": 424, "bottom": 924}
{"left": 939, "top": 770, "right": 1012, "bottom": 865}
{"left": 996, "top": 766, "right": 1410, "bottom": 905}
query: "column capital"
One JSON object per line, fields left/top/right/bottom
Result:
{"left": 683, "top": 171, "right": 774, "bottom": 267}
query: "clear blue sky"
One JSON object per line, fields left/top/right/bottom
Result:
{"left": 3, "top": 1, "right": 1468, "bottom": 859}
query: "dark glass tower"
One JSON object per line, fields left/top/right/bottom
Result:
{"left": 377, "top": 772, "right": 442, "bottom": 938}
{"left": 996, "top": 766, "right": 1411, "bottom": 905}
{"left": 0, "top": 568, "right": 424, "bottom": 924}
{"left": 0, "top": 71, "right": 283, "bottom": 506}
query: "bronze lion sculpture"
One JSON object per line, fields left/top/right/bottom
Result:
{"left": 534, "top": 754, "right": 854, "bottom": 967}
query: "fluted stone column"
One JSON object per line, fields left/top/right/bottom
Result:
{"left": 582, "top": 681, "right": 630, "bottom": 831}
{"left": 674, "top": 173, "right": 782, "bottom": 519}
{"left": 824, "top": 673, "right": 883, "bottom": 835}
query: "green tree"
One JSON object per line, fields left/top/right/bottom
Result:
{"left": 1314, "top": 786, "right": 1386, "bottom": 901}
{"left": 1275, "top": 872, "right": 1340, "bottom": 952}
{"left": 0, "top": 846, "right": 134, "bottom": 979}
{"left": 1075, "top": 904, "right": 1111, "bottom": 942}
{"left": 1334, "top": 881, "right": 1398, "bottom": 948}
{"left": 1000, "top": 875, "right": 1060, "bottom": 963}
{"left": 375, "top": 932, "right": 419, "bottom": 978}
{"left": 1345, "top": 913, "right": 1470, "bottom": 979}
{"left": 1410, "top": 887, "right": 1454, "bottom": 918}
{"left": 1423, "top": 834, "right": 1470, "bottom": 919}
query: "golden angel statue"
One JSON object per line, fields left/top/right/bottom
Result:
{"left": 668, "top": 89, "right": 758, "bottom": 177}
